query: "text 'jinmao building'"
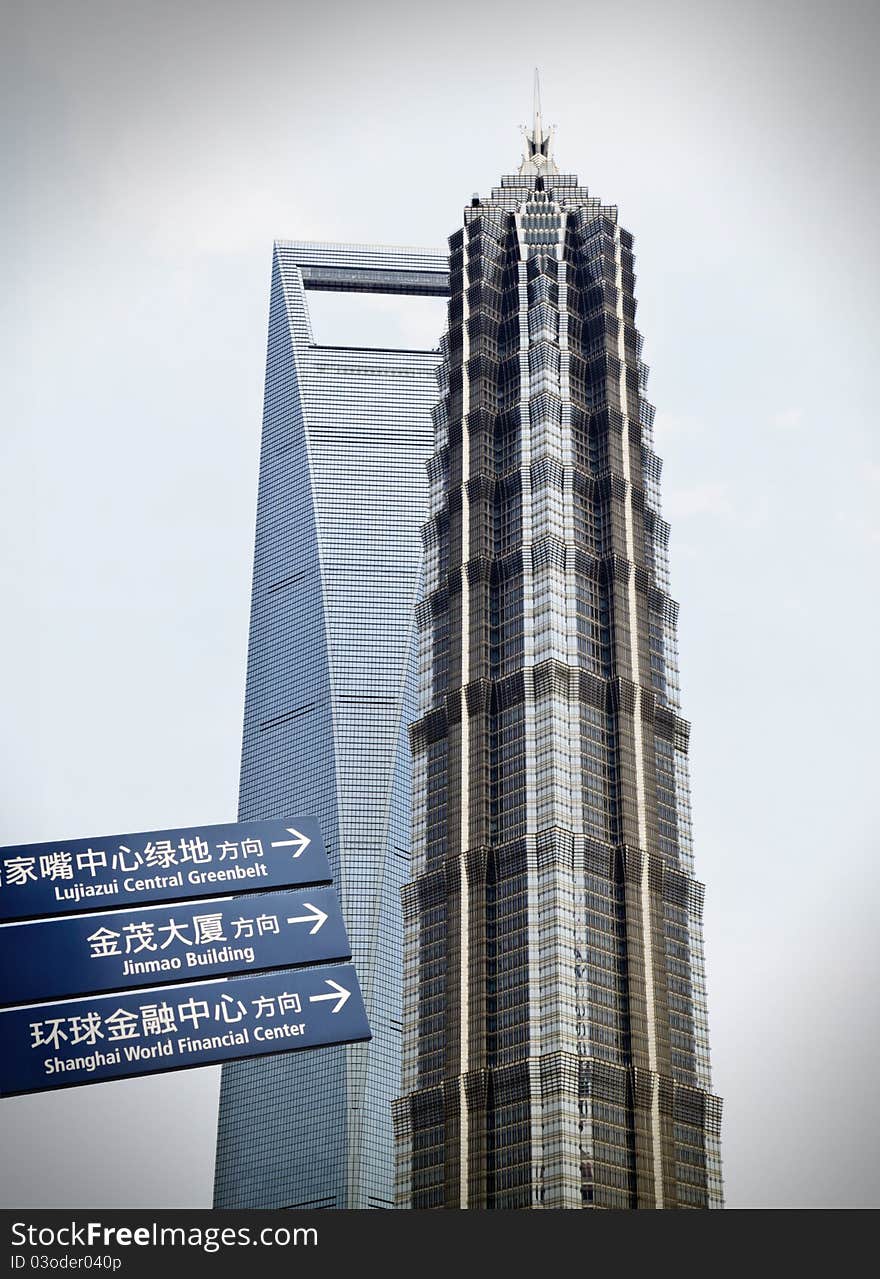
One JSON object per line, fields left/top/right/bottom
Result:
{"left": 394, "top": 99, "right": 724, "bottom": 1209}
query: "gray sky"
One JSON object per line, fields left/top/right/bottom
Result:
{"left": 2, "top": 0, "right": 878, "bottom": 1209}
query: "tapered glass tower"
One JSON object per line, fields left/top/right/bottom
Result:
{"left": 394, "top": 101, "right": 723, "bottom": 1208}
{"left": 214, "top": 242, "right": 446, "bottom": 1209}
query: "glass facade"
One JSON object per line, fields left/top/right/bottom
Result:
{"left": 394, "top": 123, "right": 724, "bottom": 1208}
{"left": 213, "top": 242, "right": 446, "bottom": 1209}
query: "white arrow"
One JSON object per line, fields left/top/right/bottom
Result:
{"left": 308, "top": 979, "right": 351, "bottom": 1014}
{"left": 286, "top": 902, "right": 328, "bottom": 935}
{"left": 270, "top": 827, "right": 311, "bottom": 858}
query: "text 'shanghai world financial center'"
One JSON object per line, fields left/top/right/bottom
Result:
{"left": 215, "top": 94, "right": 723, "bottom": 1211}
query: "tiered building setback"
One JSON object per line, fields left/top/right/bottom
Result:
{"left": 394, "top": 98, "right": 723, "bottom": 1209}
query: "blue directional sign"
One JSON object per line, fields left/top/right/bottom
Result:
{"left": 0, "top": 963, "right": 370, "bottom": 1097}
{"left": 0, "top": 818, "right": 331, "bottom": 923}
{"left": 0, "top": 887, "right": 351, "bottom": 1007}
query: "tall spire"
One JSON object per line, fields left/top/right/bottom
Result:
{"left": 519, "top": 67, "right": 558, "bottom": 176}
{"left": 533, "top": 66, "right": 543, "bottom": 137}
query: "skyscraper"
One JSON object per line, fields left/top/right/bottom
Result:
{"left": 213, "top": 241, "right": 447, "bottom": 1209}
{"left": 394, "top": 98, "right": 724, "bottom": 1208}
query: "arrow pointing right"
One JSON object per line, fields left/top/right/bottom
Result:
{"left": 269, "top": 827, "right": 311, "bottom": 858}
{"left": 308, "top": 979, "right": 351, "bottom": 1015}
{"left": 286, "top": 902, "right": 328, "bottom": 935}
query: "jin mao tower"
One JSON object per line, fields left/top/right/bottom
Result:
{"left": 394, "top": 92, "right": 723, "bottom": 1210}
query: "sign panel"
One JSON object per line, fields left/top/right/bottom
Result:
{"left": 0, "top": 887, "right": 351, "bottom": 1007}
{"left": 0, "top": 963, "right": 370, "bottom": 1097}
{"left": 0, "top": 819, "right": 330, "bottom": 923}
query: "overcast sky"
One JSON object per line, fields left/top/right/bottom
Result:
{"left": 1, "top": 0, "right": 878, "bottom": 1209}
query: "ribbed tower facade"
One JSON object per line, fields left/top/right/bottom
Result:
{"left": 394, "top": 110, "right": 723, "bottom": 1208}
{"left": 214, "top": 241, "right": 446, "bottom": 1209}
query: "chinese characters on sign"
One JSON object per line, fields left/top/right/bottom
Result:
{"left": 0, "top": 819, "right": 371, "bottom": 1096}
{"left": 0, "top": 819, "right": 330, "bottom": 922}
{"left": 0, "top": 887, "right": 350, "bottom": 1005}
{"left": 0, "top": 964, "right": 370, "bottom": 1096}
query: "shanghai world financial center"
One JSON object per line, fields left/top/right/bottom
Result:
{"left": 214, "top": 101, "right": 723, "bottom": 1210}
